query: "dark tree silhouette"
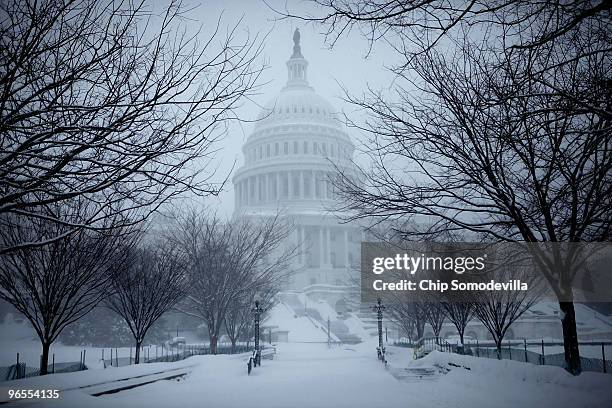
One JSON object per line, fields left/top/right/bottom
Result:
{"left": 172, "top": 210, "right": 295, "bottom": 354}
{"left": 470, "top": 259, "right": 544, "bottom": 357}
{"left": 274, "top": 0, "right": 610, "bottom": 375}
{"left": 423, "top": 302, "right": 446, "bottom": 342}
{"left": 329, "top": 16, "right": 609, "bottom": 374}
{"left": 442, "top": 301, "right": 475, "bottom": 346}
{"left": 224, "top": 285, "right": 277, "bottom": 353}
{"left": 0, "top": 0, "right": 265, "bottom": 253}
{"left": 0, "top": 203, "right": 129, "bottom": 374}
{"left": 107, "top": 240, "right": 187, "bottom": 364}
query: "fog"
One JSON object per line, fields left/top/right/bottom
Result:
{"left": 172, "top": 0, "right": 399, "bottom": 218}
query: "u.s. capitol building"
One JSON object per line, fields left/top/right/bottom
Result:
{"left": 232, "top": 29, "right": 361, "bottom": 309}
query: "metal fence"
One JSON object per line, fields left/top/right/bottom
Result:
{"left": 1, "top": 351, "right": 87, "bottom": 382}
{"left": 102, "top": 343, "right": 252, "bottom": 367}
{"left": 394, "top": 338, "right": 612, "bottom": 374}
{"left": 1, "top": 342, "right": 253, "bottom": 382}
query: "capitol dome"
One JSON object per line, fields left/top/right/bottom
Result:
{"left": 233, "top": 29, "right": 361, "bottom": 294}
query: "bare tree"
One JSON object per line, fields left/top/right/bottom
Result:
{"left": 276, "top": 0, "right": 610, "bottom": 376}
{"left": 0, "top": 203, "right": 128, "bottom": 374}
{"left": 107, "top": 240, "right": 187, "bottom": 364}
{"left": 386, "top": 296, "right": 427, "bottom": 343}
{"left": 223, "top": 295, "right": 253, "bottom": 353}
{"left": 331, "top": 17, "right": 609, "bottom": 374}
{"left": 274, "top": 0, "right": 610, "bottom": 64}
{"left": 423, "top": 302, "right": 446, "bottom": 342}
{"left": 172, "top": 210, "right": 294, "bottom": 354}
{"left": 0, "top": 0, "right": 265, "bottom": 253}
{"left": 224, "top": 284, "right": 277, "bottom": 352}
{"left": 470, "top": 255, "right": 544, "bottom": 357}
{"left": 442, "top": 301, "right": 475, "bottom": 346}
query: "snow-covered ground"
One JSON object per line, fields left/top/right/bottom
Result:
{"left": 4, "top": 340, "right": 611, "bottom": 408}
{"left": 0, "top": 319, "right": 172, "bottom": 370}
{"left": 265, "top": 302, "right": 339, "bottom": 342}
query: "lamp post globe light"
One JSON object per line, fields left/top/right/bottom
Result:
{"left": 373, "top": 298, "right": 386, "bottom": 363}
{"left": 252, "top": 294, "right": 264, "bottom": 367}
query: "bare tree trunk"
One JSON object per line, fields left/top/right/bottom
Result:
{"left": 416, "top": 317, "right": 425, "bottom": 339}
{"left": 495, "top": 338, "right": 502, "bottom": 360}
{"left": 560, "top": 301, "right": 581, "bottom": 374}
{"left": 209, "top": 333, "right": 218, "bottom": 355}
{"left": 134, "top": 340, "right": 142, "bottom": 364}
{"left": 40, "top": 341, "right": 51, "bottom": 375}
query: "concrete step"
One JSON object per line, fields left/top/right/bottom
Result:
{"left": 388, "top": 366, "right": 439, "bottom": 382}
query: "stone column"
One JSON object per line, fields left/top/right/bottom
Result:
{"left": 318, "top": 227, "right": 324, "bottom": 268}
{"left": 240, "top": 180, "right": 249, "bottom": 205}
{"left": 275, "top": 172, "right": 280, "bottom": 200}
{"left": 344, "top": 229, "right": 350, "bottom": 267}
{"left": 325, "top": 227, "right": 331, "bottom": 265}
{"left": 300, "top": 170, "right": 305, "bottom": 199}
{"left": 323, "top": 175, "right": 328, "bottom": 199}
{"left": 248, "top": 177, "right": 253, "bottom": 205}
{"left": 298, "top": 226, "right": 304, "bottom": 265}
{"left": 264, "top": 173, "right": 269, "bottom": 202}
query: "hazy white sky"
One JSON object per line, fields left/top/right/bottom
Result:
{"left": 170, "top": 0, "right": 399, "bottom": 218}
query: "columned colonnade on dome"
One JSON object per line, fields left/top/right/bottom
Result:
{"left": 235, "top": 169, "right": 336, "bottom": 207}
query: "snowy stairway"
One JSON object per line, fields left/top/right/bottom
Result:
{"left": 388, "top": 366, "right": 439, "bottom": 382}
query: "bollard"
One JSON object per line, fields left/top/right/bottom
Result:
{"left": 16, "top": 353, "right": 20, "bottom": 379}
{"left": 110, "top": 348, "right": 113, "bottom": 367}
{"left": 83, "top": 350, "right": 86, "bottom": 370}
{"left": 52, "top": 353, "right": 55, "bottom": 374}
{"left": 603, "top": 343, "right": 607, "bottom": 374}
{"left": 524, "top": 339, "right": 528, "bottom": 363}
{"left": 508, "top": 341, "right": 512, "bottom": 360}
{"left": 115, "top": 348, "right": 118, "bottom": 367}
{"left": 541, "top": 340, "right": 545, "bottom": 365}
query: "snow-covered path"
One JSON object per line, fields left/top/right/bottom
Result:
{"left": 42, "top": 342, "right": 422, "bottom": 408}
{"left": 13, "top": 341, "right": 612, "bottom": 408}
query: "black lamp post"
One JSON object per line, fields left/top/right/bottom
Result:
{"left": 373, "top": 297, "right": 386, "bottom": 362}
{"left": 252, "top": 294, "right": 264, "bottom": 367}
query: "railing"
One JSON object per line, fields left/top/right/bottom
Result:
{"left": 393, "top": 337, "right": 612, "bottom": 375}
{"left": 394, "top": 337, "right": 457, "bottom": 359}
{"left": 1, "top": 352, "right": 87, "bottom": 382}
{"left": 247, "top": 345, "right": 276, "bottom": 375}
{"left": 2, "top": 343, "right": 252, "bottom": 382}
{"left": 463, "top": 339, "right": 612, "bottom": 374}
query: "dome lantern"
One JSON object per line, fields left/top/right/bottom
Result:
{"left": 286, "top": 28, "right": 309, "bottom": 87}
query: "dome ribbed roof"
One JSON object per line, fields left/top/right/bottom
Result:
{"left": 254, "top": 86, "right": 341, "bottom": 129}
{"left": 246, "top": 28, "right": 349, "bottom": 141}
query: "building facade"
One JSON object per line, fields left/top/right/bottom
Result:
{"left": 232, "top": 29, "right": 361, "bottom": 301}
